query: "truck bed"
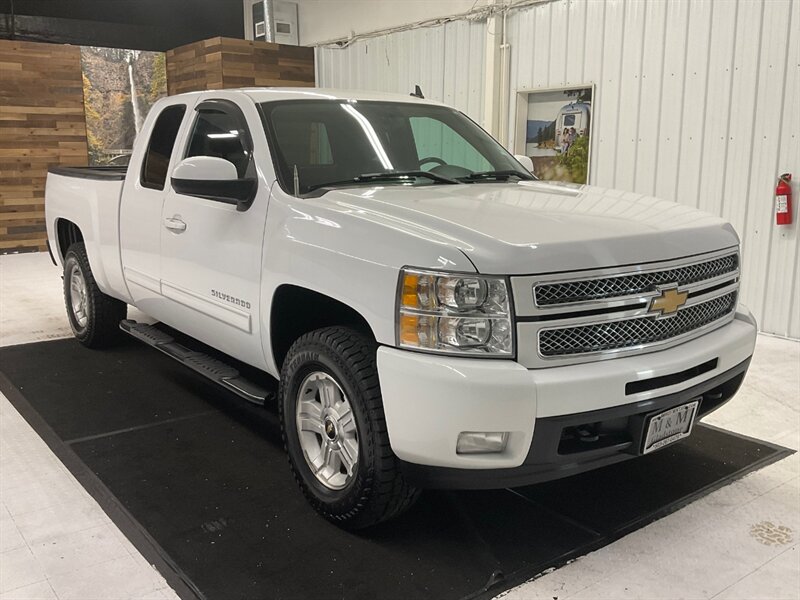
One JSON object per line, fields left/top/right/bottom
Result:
{"left": 48, "top": 165, "right": 128, "bottom": 181}
{"left": 45, "top": 164, "right": 130, "bottom": 302}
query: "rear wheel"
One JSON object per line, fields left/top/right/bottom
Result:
{"left": 63, "top": 242, "right": 127, "bottom": 348}
{"left": 279, "top": 327, "right": 420, "bottom": 529}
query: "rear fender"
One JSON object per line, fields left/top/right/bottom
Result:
{"left": 45, "top": 173, "right": 129, "bottom": 302}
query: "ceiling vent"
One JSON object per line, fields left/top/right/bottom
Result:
{"left": 244, "top": 0, "right": 299, "bottom": 46}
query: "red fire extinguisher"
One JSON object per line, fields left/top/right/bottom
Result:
{"left": 776, "top": 173, "right": 792, "bottom": 225}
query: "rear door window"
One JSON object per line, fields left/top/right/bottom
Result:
{"left": 141, "top": 104, "right": 186, "bottom": 190}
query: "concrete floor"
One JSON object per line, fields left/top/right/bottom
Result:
{"left": 1, "top": 252, "right": 798, "bottom": 600}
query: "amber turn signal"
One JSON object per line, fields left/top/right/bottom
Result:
{"left": 401, "top": 273, "right": 419, "bottom": 308}
{"left": 399, "top": 313, "right": 419, "bottom": 345}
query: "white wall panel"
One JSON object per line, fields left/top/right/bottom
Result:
{"left": 761, "top": 0, "right": 799, "bottom": 336}
{"left": 315, "top": 0, "right": 799, "bottom": 338}
{"left": 295, "top": 0, "right": 479, "bottom": 46}
{"left": 742, "top": 0, "right": 789, "bottom": 325}
{"left": 695, "top": 1, "right": 736, "bottom": 218}
{"left": 619, "top": 0, "right": 649, "bottom": 191}
{"left": 593, "top": 0, "right": 625, "bottom": 187}
{"left": 653, "top": 0, "right": 689, "bottom": 203}
{"left": 672, "top": 0, "right": 709, "bottom": 209}
{"left": 722, "top": 0, "right": 763, "bottom": 234}
{"left": 506, "top": 0, "right": 800, "bottom": 339}
{"left": 635, "top": 0, "right": 667, "bottom": 195}
{"left": 316, "top": 19, "right": 486, "bottom": 124}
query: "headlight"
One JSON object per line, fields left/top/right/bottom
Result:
{"left": 396, "top": 268, "right": 514, "bottom": 356}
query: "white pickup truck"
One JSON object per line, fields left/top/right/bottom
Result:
{"left": 45, "top": 88, "right": 756, "bottom": 529}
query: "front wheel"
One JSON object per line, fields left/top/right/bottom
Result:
{"left": 279, "top": 327, "right": 420, "bottom": 529}
{"left": 63, "top": 242, "right": 127, "bottom": 348}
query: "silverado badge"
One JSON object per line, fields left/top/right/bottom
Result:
{"left": 649, "top": 287, "right": 688, "bottom": 317}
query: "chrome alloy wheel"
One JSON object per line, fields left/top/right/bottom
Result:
{"left": 68, "top": 263, "right": 88, "bottom": 328}
{"left": 295, "top": 371, "right": 359, "bottom": 490}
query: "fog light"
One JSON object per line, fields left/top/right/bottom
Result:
{"left": 456, "top": 432, "right": 509, "bottom": 454}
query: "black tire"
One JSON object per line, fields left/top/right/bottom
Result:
{"left": 279, "top": 326, "right": 420, "bottom": 529}
{"left": 63, "top": 242, "right": 127, "bottom": 348}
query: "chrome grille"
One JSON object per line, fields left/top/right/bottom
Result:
{"left": 539, "top": 292, "right": 738, "bottom": 357}
{"left": 534, "top": 253, "right": 738, "bottom": 306}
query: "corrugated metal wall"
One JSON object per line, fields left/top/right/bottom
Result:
{"left": 506, "top": 0, "right": 799, "bottom": 339}
{"left": 316, "top": 0, "right": 800, "bottom": 339}
{"left": 316, "top": 18, "right": 487, "bottom": 121}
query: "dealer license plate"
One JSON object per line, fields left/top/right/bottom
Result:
{"left": 642, "top": 400, "right": 700, "bottom": 454}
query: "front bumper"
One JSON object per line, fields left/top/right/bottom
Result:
{"left": 376, "top": 306, "right": 757, "bottom": 488}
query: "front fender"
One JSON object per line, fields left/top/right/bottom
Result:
{"left": 260, "top": 192, "right": 475, "bottom": 374}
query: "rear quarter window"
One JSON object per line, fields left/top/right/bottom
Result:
{"left": 141, "top": 104, "right": 187, "bottom": 190}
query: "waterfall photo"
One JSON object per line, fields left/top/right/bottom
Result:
{"left": 80, "top": 46, "right": 167, "bottom": 166}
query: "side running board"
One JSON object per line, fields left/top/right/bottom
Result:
{"left": 120, "top": 320, "right": 274, "bottom": 406}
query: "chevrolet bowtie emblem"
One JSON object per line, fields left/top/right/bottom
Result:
{"left": 649, "top": 287, "right": 688, "bottom": 317}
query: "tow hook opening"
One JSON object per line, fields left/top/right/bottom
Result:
{"left": 559, "top": 418, "right": 630, "bottom": 455}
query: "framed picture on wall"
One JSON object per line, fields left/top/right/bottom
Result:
{"left": 515, "top": 85, "right": 594, "bottom": 184}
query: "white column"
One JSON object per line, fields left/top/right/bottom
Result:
{"left": 482, "top": 0, "right": 503, "bottom": 138}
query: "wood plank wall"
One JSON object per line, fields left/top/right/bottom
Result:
{"left": 166, "top": 37, "right": 314, "bottom": 94}
{"left": 0, "top": 36, "right": 313, "bottom": 254}
{"left": 0, "top": 39, "right": 89, "bottom": 253}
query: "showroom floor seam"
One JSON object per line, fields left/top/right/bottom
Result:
{"left": 63, "top": 411, "right": 219, "bottom": 446}
{"left": 505, "top": 489, "right": 604, "bottom": 537}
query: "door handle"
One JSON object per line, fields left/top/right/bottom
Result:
{"left": 164, "top": 217, "right": 187, "bottom": 233}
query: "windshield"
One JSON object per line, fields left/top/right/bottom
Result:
{"left": 259, "top": 100, "right": 530, "bottom": 195}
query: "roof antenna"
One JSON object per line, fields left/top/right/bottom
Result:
{"left": 293, "top": 164, "right": 300, "bottom": 196}
{"left": 410, "top": 85, "right": 424, "bottom": 99}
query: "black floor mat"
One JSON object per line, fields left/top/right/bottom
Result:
{"left": 0, "top": 338, "right": 792, "bottom": 600}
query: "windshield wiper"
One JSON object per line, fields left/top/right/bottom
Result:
{"left": 459, "top": 169, "right": 534, "bottom": 182}
{"left": 306, "top": 170, "right": 460, "bottom": 193}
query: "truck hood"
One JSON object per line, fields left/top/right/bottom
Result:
{"left": 326, "top": 181, "right": 739, "bottom": 274}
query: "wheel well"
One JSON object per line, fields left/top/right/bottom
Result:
{"left": 56, "top": 219, "right": 83, "bottom": 260}
{"left": 270, "top": 285, "right": 375, "bottom": 370}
